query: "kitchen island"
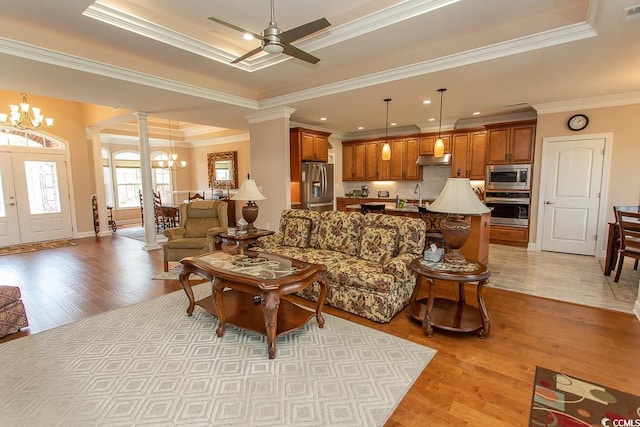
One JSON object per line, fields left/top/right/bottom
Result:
{"left": 340, "top": 199, "right": 490, "bottom": 264}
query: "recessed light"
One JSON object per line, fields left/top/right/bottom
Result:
{"left": 422, "top": 100, "right": 432, "bottom": 105}
{"left": 320, "top": 117, "right": 327, "bottom": 121}
{"left": 390, "top": 122, "right": 397, "bottom": 126}
{"left": 357, "top": 126, "right": 364, "bottom": 130}
{"left": 472, "top": 111, "right": 481, "bottom": 116}
{"left": 243, "top": 33, "right": 254, "bottom": 41}
{"left": 428, "top": 118, "right": 435, "bottom": 122}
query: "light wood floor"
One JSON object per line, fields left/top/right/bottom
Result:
{"left": 1, "top": 235, "right": 639, "bottom": 426}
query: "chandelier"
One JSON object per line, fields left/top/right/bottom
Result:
{"left": 157, "top": 120, "right": 186, "bottom": 171}
{"left": 0, "top": 93, "right": 54, "bottom": 130}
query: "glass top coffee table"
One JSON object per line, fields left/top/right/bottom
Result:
{"left": 179, "top": 251, "right": 328, "bottom": 358}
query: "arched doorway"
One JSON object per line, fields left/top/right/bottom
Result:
{"left": 0, "top": 128, "right": 73, "bottom": 246}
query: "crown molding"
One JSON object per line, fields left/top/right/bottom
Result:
{"left": 244, "top": 107, "right": 296, "bottom": 124}
{"left": 533, "top": 91, "right": 640, "bottom": 114}
{"left": 189, "top": 133, "right": 250, "bottom": 147}
{"left": 0, "top": 36, "right": 258, "bottom": 110}
{"left": 260, "top": 22, "right": 597, "bottom": 109}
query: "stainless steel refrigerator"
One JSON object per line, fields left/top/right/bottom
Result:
{"left": 301, "top": 162, "right": 334, "bottom": 211}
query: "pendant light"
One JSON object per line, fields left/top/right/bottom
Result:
{"left": 434, "top": 88, "right": 447, "bottom": 158}
{"left": 381, "top": 98, "right": 392, "bottom": 161}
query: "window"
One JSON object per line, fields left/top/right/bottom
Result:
{"left": 24, "top": 160, "right": 61, "bottom": 214}
{"left": 0, "top": 127, "right": 65, "bottom": 148}
{"left": 114, "top": 152, "right": 142, "bottom": 208}
{"left": 151, "top": 152, "right": 172, "bottom": 204}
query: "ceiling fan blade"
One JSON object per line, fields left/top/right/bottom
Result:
{"left": 208, "top": 17, "right": 263, "bottom": 41}
{"left": 282, "top": 44, "right": 321, "bottom": 64}
{"left": 231, "top": 46, "right": 263, "bottom": 64}
{"left": 280, "top": 18, "right": 330, "bottom": 44}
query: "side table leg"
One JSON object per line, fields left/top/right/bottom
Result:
{"left": 262, "top": 291, "right": 280, "bottom": 359}
{"left": 421, "top": 278, "right": 436, "bottom": 337}
{"left": 315, "top": 271, "right": 329, "bottom": 328}
{"left": 179, "top": 265, "right": 196, "bottom": 316}
{"left": 476, "top": 279, "right": 490, "bottom": 338}
{"left": 212, "top": 278, "right": 226, "bottom": 337}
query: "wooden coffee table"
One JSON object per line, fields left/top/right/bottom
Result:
{"left": 179, "top": 251, "right": 328, "bottom": 358}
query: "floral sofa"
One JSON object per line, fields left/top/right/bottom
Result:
{"left": 255, "top": 209, "right": 426, "bottom": 323}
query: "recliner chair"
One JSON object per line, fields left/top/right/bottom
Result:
{"left": 162, "top": 200, "right": 228, "bottom": 271}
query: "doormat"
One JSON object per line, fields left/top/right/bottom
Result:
{"left": 529, "top": 366, "right": 640, "bottom": 426}
{"left": 0, "top": 239, "right": 76, "bottom": 256}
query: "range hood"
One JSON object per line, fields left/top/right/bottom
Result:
{"left": 415, "top": 153, "right": 452, "bottom": 166}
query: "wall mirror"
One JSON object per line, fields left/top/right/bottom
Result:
{"left": 207, "top": 151, "right": 238, "bottom": 190}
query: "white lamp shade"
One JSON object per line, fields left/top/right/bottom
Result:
{"left": 231, "top": 178, "right": 266, "bottom": 201}
{"left": 429, "top": 178, "right": 489, "bottom": 215}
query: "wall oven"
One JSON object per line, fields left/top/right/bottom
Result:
{"left": 486, "top": 164, "right": 531, "bottom": 191}
{"left": 485, "top": 191, "right": 530, "bottom": 227}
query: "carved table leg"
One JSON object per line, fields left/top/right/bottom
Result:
{"left": 476, "top": 279, "right": 490, "bottom": 338}
{"left": 315, "top": 270, "right": 328, "bottom": 328}
{"left": 179, "top": 265, "right": 196, "bottom": 316}
{"left": 421, "top": 278, "right": 436, "bottom": 337}
{"left": 262, "top": 291, "right": 280, "bottom": 359}
{"left": 212, "top": 277, "right": 226, "bottom": 337}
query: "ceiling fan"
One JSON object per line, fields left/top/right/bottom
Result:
{"left": 208, "top": 0, "right": 330, "bottom": 64}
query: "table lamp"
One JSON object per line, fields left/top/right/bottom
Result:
{"left": 231, "top": 174, "right": 266, "bottom": 233}
{"left": 428, "top": 177, "right": 490, "bottom": 263}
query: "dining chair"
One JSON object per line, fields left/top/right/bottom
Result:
{"left": 613, "top": 208, "right": 640, "bottom": 283}
{"left": 360, "top": 204, "right": 386, "bottom": 214}
{"left": 188, "top": 192, "right": 205, "bottom": 202}
{"left": 139, "top": 190, "right": 144, "bottom": 226}
{"left": 153, "top": 191, "right": 169, "bottom": 232}
{"left": 417, "top": 206, "right": 446, "bottom": 249}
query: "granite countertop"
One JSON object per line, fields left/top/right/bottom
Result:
{"left": 346, "top": 202, "right": 425, "bottom": 213}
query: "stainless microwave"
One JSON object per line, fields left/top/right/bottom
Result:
{"left": 486, "top": 164, "right": 531, "bottom": 190}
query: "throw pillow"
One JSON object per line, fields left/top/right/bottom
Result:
{"left": 282, "top": 216, "right": 312, "bottom": 248}
{"left": 359, "top": 224, "right": 399, "bottom": 264}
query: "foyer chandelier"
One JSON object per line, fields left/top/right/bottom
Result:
{"left": 0, "top": 93, "right": 54, "bottom": 130}
{"left": 157, "top": 120, "right": 186, "bottom": 171}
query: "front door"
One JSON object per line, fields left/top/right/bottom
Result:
{"left": 0, "top": 153, "right": 21, "bottom": 246}
{"left": 0, "top": 151, "right": 73, "bottom": 245}
{"left": 540, "top": 137, "right": 605, "bottom": 255}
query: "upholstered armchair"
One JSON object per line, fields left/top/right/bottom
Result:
{"left": 162, "top": 200, "right": 228, "bottom": 271}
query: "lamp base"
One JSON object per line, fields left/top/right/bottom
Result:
{"left": 242, "top": 201, "right": 259, "bottom": 233}
{"left": 441, "top": 214, "right": 471, "bottom": 264}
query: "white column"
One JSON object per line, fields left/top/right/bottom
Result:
{"left": 244, "top": 107, "right": 295, "bottom": 231}
{"left": 136, "top": 112, "right": 160, "bottom": 251}
{"left": 90, "top": 127, "right": 111, "bottom": 237}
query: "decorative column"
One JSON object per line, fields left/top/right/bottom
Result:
{"left": 136, "top": 112, "right": 160, "bottom": 251}
{"left": 89, "top": 127, "right": 111, "bottom": 237}
{"left": 244, "top": 107, "right": 296, "bottom": 231}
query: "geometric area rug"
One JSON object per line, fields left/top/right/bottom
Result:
{"left": 0, "top": 284, "right": 436, "bottom": 426}
{"left": 529, "top": 366, "right": 640, "bottom": 426}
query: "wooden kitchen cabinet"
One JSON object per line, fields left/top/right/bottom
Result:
{"left": 486, "top": 121, "right": 536, "bottom": 165}
{"left": 290, "top": 127, "right": 330, "bottom": 163}
{"left": 365, "top": 141, "right": 380, "bottom": 180}
{"left": 380, "top": 138, "right": 421, "bottom": 180}
{"left": 451, "top": 130, "right": 487, "bottom": 179}
{"left": 342, "top": 141, "right": 366, "bottom": 181}
{"left": 420, "top": 133, "right": 451, "bottom": 155}
{"left": 489, "top": 224, "right": 529, "bottom": 247}
{"left": 404, "top": 138, "right": 421, "bottom": 180}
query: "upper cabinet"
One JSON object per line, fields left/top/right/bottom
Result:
{"left": 485, "top": 121, "right": 536, "bottom": 165}
{"left": 290, "top": 127, "right": 330, "bottom": 163}
{"left": 342, "top": 137, "right": 421, "bottom": 181}
{"left": 451, "top": 130, "right": 487, "bottom": 179}
{"left": 419, "top": 133, "right": 451, "bottom": 155}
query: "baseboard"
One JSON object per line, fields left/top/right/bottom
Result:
{"left": 634, "top": 299, "right": 640, "bottom": 322}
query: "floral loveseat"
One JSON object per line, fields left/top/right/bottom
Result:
{"left": 255, "top": 209, "right": 426, "bottom": 323}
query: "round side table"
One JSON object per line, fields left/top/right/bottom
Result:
{"left": 408, "top": 258, "right": 491, "bottom": 338}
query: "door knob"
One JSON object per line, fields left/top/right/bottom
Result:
{"left": 545, "top": 201, "right": 553, "bottom": 205}
{"left": 9, "top": 202, "right": 16, "bottom": 206}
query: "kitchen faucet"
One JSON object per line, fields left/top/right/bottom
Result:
{"left": 414, "top": 183, "right": 422, "bottom": 206}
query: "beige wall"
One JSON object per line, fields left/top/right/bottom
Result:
{"left": 531, "top": 103, "right": 640, "bottom": 246}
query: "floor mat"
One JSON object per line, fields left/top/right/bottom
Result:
{"left": 0, "top": 240, "right": 76, "bottom": 256}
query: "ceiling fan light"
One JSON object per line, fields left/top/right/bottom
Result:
{"left": 264, "top": 43, "right": 284, "bottom": 54}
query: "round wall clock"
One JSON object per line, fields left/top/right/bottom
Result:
{"left": 567, "top": 114, "right": 589, "bottom": 131}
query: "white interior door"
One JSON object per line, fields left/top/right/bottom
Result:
{"left": 0, "top": 153, "right": 21, "bottom": 246}
{"left": 10, "top": 152, "right": 73, "bottom": 244}
{"left": 540, "top": 137, "right": 605, "bottom": 255}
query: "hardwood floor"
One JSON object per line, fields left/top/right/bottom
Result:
{"left": 1, "top": 235, "right": 639, "bottom": 426}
